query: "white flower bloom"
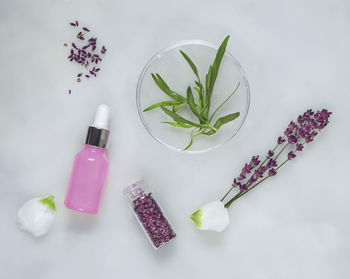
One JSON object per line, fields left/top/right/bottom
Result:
{"left": 189, "top": 201, "right": 229, "bottom": 232}
{"left": 17, "top": 195, "right": 56, "bottom": 237}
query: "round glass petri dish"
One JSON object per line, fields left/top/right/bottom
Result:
{"left": 136, "top": 40, "right": 250, "bottom": 154}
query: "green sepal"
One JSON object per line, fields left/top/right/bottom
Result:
{"left": 40, "top": 195, "right": 56, "bottom": 211}
{"left": 189, "top": 209, "right": 202, "bottom": 228}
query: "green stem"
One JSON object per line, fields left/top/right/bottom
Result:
{"left": 274, "top": 142, "right": 289, "bottom": 161}
{"left": 276, "top": 158, "right": 289, "bottom": 171}
{"left": 220, "top": 184, "right": 236, "bottom": 202}
{"left": 225, "top": 176, "right": 270, "bottom": 208}
{"left": 223, "top": 191, "right": 242, "bottom": 207}
{"left": 193, "top": 128, "right": 206, "bottom": 138}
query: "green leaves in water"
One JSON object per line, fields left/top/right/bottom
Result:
{"left": 143, "top": 35, "right": 241, "bottom": 151}
{"left": 151, "top": 73, "right": 186, "bottom": 103}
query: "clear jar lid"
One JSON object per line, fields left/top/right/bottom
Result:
{"left": 123, "top": 180, "right": 148, "bottom": 200}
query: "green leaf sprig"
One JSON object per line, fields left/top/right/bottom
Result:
{"left": 144, "top": 35, "right": 240, "bottom": 150}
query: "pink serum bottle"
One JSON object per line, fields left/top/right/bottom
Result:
{"left": 64, "top": 104, "right": 110, "bottom": 214}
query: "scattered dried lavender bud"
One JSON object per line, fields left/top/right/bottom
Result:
{"left": 77, "top": 32, "right": 84, "bottom": 40}
{"left": 64, "top": 43, "right": 68, "bottom": 47}
{"left": 66, "top": 20, "right": 106, "bottom": 88}
{"left": 69, "top": 89, "right": 71, "bottom": 94}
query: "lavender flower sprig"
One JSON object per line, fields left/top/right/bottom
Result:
{"left": 189, "top": 108, "right": 331, "bottom": 232}
{"left": 222, "top": 108, "right": 332, "bottom": 208}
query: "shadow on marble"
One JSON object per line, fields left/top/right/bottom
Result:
{"left": 66, "top": 210, "right": 100, "bottom": 233}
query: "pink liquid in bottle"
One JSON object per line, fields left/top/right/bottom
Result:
{"left": 64, "top": 104, "right": 110, "bottom": 214}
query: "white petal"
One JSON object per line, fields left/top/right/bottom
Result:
{"left": 190, "top": 201, "right": 229, "bottom": 232}
{"left": 17, "top": 197, "right": 56, "bottom": 237}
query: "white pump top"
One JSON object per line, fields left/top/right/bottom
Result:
{"left": 92, "top": 104, "right": 110, "bottom": 130}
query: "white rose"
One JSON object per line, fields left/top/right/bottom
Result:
{"left": 17, "top": 195, "right": 56, "bottom": 237}
{"left": 189, "top": 201, "right": 229, "bottom": 232}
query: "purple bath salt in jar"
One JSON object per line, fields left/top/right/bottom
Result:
{"left": 123, "top": 180, "right": 176, "bottom": 249}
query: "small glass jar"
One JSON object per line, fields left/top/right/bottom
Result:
{"left": 123, "top": 180, "right": 176, "bottom": 249}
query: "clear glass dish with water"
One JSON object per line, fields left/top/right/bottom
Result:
{"left": 136, "top": 40, "right": 250, "bottom": 154}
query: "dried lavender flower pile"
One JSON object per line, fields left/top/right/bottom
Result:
{"left": 222, "top": 108, "right": 332, "bottom": 208}
{"left": 65, "top": 20, "right": 107, "bottom": 86}
{"left": 133, "top": 192, "right": 176, "bottom": 248}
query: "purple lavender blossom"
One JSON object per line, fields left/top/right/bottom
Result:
{"left": 250, "top": 156, "right": 260, "bottom": 166}
{"left": 288, "top": 151, "right": 296, "bottom": 160}
{"left": 306, "top": 109, "right": 314, "bottom": 116}
{"left": 302, "top": 124, "right": 311, "bottom": 134}
{"left": 267, "top": 159, "right": 277, "bottom": 168}
{"left": 284, "top": 128, "right": 293, "bottom": 136}
{"left": 278, "top": 136, "right": 286, "bottom": 144}
{"left": 268, "top": 169, "right": 277, "bottom": 176}
{"left": 249, "top": 176, "right": 257, "bottom": 184}
{"left": 267, "top": 150, "right": 274, "bottom": 158}
{"left": 255, "top": 169, "right": 264, "bottom": 178}
{"left": 260, "top": 166, "right": 267, "bottom": 173}
{"left": 296, "top": 127, "right": 304, "bottom": 138}
{"left": 288, "top": 135, "right": 298, "bottom": 144}
{"left": 297, "top": 115, "right": 304, "bottom": 123}
{"left": 296, "top": 143, "right": 304, "bottom": 151}
{"left": 289, "top": 121, "right": 297, "bottom": 130}
{"left": 242, "top": 163, "right": 253, "bottom": 174}
{"left": 305, "top": 136, "right": 313, "bottom": 143}
{"left": 309, "top": 119, "right": 318, "bottom": 129}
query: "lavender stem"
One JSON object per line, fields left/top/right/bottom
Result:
{"left": 224, "top": 176, "right": 270, "bottom": 208}
{"left": 274, "top": 142, "right": 290, "bottom": 161}
{"left": 220, "top": 183, "right": 236, "bottom": 202}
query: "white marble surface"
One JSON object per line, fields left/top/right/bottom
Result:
{"left": 1, "top": 0, "right": 349, "bottom": 278}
